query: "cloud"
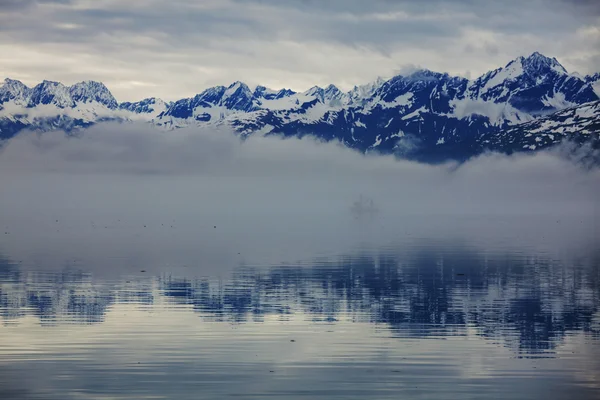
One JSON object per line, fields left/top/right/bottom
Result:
{"left": 0, "top": 123, "right": 599, "bottom": 218}
{"left": 0, "top": 0, "right": 598, "bottom": 101}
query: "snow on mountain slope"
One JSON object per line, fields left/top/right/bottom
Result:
{"left": 587, "top": 73, "right": 600, "bottom": 97}
{"left": 0, "top": 78, "right": 166, "bottom": 138}
{"left": 479, "top": 58, "right": 525, "bottom": 95}
{"left": 70, "top": 81, "right": 118, "bottom": 109}
{"left": 348, "top": 77, "right": 386, "bottom": 107}
{"left": 118, "top": 98, "right": 170, "bottom": 120}
{"left": 0, "top": 78, "right": 31, "bottom": 105}
{"left": 1, "top": 52, "right": 598, "bottom": 161}
{"left": 28, "top": 80, "right": 75, "bottom": 108}
{"left": 463, "top": 52, "right": 595, "bottom": 118}
{"left": 480, "top": 100, "right": 600, "bottom": 153}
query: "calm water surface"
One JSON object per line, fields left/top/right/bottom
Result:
{"left": 0, "top": 213, "right": 599, "bottom": 399}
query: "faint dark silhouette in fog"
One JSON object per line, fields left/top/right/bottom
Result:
{"left": 350, "top": 195, "right": 379, "bottom": 219}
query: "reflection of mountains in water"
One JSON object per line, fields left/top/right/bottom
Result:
{"left": 0, "top": 246, "right": 599, "bottom": 356}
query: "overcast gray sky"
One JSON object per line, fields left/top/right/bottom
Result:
{"left": 0, "top": 0, "right": 599, "bottom": 101}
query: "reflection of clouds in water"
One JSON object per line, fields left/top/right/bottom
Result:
{"left": 5, "top": 307, "right": 598, "bottom": 400}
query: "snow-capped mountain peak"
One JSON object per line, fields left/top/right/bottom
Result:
{"left": 459, "top": 51, "right": 595, "bottom": 119}
{"left": 0, "top": 78, "right": 31, "bottom": 105}
{"left": 323, "top": 84, "right": 341, "bottom": 94}
{"left": 69, "top": 81, "right": 118, "bottom": 109}
{"left": 275, "top": 88, "right": 296, "bottom": 99}
{"left": 302, "top": 84, "right": 347, "bottom": 106}
{"left": 323, "top": 84, "right": 346, "bottom": 105}
{"left": 304, "top": 86, "right": 324, "bottom": 98}
{"left": 224, "top": 81, "right": 251, "bottom": 97}
{"left": 348, "top": 77, "right": 386, "bottom": 106}
{"left": 29, "top": 80, "right": 75, "bottom": 108}
{"left": 520, "top": 51, "right": 567, "bottom": 76}
{"left": 1, "top": 78, "right": 120, "bottom": 109}
{"left": 222, "top": 81, "right": 256, "bottom": 111}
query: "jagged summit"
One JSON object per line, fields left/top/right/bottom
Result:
{"left": 253, "top": 86, "right": 296, "bottom": 100}
{"left": 0, "top": 78, "right": 30, "bottom": 104}
{"left": 220, "top": 81, "right": 255, "bottom": 111}
{"left": 0, "top": 78, "right": 119, "bottom": 109}
{"left": 29, "top": 80, "right": 74, "bottom": 108}
{"left": 520, "top": 51, "right": 567, "bottom": 75}
{"left": 69, "top": 81, "right": 118, "bottom": 109}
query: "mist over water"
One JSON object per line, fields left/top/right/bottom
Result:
{"left": 0, "top": 123, "right": 598, "bottom": 274}
{"left": 1, "top": 123, "right": 599, "bottom": 216}
{"left": 0, "top": 124, "right": 599, "bottom": 399}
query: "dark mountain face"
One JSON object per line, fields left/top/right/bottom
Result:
{"left": 0, "top": 52, "right": 598, "bottom": 163}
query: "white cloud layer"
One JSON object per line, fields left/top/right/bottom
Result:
{"left": 1, "top": 123, "right": 599, "bottom": 217}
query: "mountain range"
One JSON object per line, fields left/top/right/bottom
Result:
{"left": 1, "top": 52, "right": 599, "bottom": 162}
